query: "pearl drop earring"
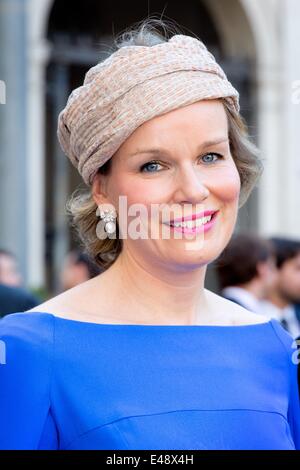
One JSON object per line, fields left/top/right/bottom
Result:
{"left": 99, "top": 207, "right": 117, "bottom": 235}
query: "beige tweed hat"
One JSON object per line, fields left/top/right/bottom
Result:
{"left": 57, "top": 34, "right": 240, "bottom": 186}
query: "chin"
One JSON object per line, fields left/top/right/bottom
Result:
{"left": 181, "top": 232, "right": 231, "bottom": 264}
{"left": 163, "top": 243, "right": 217, "bottom": 267}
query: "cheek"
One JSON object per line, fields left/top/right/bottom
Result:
{"left": 113, "top": 175, "right": 165, "bottom": 207}
{"left": 209, "top": 165, "right": 241, "bottom": 202}
{"left": 110, "top": 176, "right": 161, "bottom": 230}
{"left": 285, "top": 269, "right": 300, "bottom": 287}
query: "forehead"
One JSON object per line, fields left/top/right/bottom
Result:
{"left": 283, "top": 253, "right": 300, "bottom": 269}
{"left": 118, "top": 99, "right": 228, "bottom": 153}
{"left": 142, "top": 99, "right": 226, "bottom": 132}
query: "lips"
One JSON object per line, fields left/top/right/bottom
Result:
{"left": 165, "top": 210, "right": 218, "bottom": 234}
{"left": 168, "top": 210, "right": 218, "bottom": 225}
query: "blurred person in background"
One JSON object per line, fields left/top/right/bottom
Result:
{"left": 0, "top": 249, "right": 22, "bottom": 287}
{"left": 262, "top": 238, "right": 300, "bottom": 338}
{"left": 60, "top": 250, "right": 102, "bottom": 291}
{"left": 0, "top": 249, "right": 39, "bottom": 317}
{"left": 216, "top": 233, "right": 277, "bottom": 315}
{"left": 0, "top": 283, "right": 38, "bottom": 318}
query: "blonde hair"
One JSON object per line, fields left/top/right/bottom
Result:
{"left": 67, "top": 19, "right": 263, "bottom": 271}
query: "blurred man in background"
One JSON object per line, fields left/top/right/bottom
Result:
{"left": 60, "top": 250, "right": 102, "bottom": 292}
{"left": 0, "top": 249, "right": 39, "bottom": 318}
{"left": 0, "top": 249, "right": 22, "bottom": 287}
{"left": 0, "top": 283, "right": 38, "bottom": 318}
{"left": 216, "top": 233, "right": 277, "bottom": 315}
{"left": 262, "top": 238, "right": 300, "bottom": 338}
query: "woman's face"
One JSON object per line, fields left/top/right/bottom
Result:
{"left": 93, "top": 99, "right": 241, "bottom": 270}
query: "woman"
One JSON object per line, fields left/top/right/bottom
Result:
{"left": 0, "top": 20, "right": 299, "bottom": 450}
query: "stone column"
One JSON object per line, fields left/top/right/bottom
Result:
{"left": 280, "top": 0, "right": 300, "bottom": 237}
{"left": 0, "top": 0, "right": 28, "bottom": 282}
{"left": 26, "top": 0, "right": 51, "bottom": 288}
{"left": 256, "top": 0, "right": 300, "bottom": 238}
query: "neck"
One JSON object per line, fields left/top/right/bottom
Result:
{"left": 237, "top": 279, "right": 264, "bottom": 300}
{"left": 267, "top": 292, "right": 290, "bottom": 309}
{"left": 265, "top": 288, "right": 290, "bottom": 309}
{"left": 104, "top": 249, "right": 210, "bottom": 325}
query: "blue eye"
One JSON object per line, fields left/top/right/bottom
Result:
{"left": 140, "top": 160, "right": 163, "bottom": 173}
{"left": 201, "top": 153, "right": 223, "bottom": 163}
{"left": 140, "top": 153, "right": 223, "bottom": 173}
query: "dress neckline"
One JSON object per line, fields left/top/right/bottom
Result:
{"left": 26, "top": 311, "right": 274, "bottom": 329}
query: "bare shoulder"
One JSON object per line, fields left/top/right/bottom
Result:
{"left": 27, "top": 290, "right": 77, "bottom": 316}
{"left": 26, "top": 274, "right": 110, "bottom": 322}
{"left": 205, "top": 289, "right": 272, "bottom": 326}
{"left": 26, "top": 286, "right": 86, "bottom": 317}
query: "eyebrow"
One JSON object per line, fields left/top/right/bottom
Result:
{"left": 128, "top": 137, "right": 229, "bottom": 159}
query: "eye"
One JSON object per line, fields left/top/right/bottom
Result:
{"left": 200, "top": 152, "right": 223, "bottom": 164}
{"left": 139, "top": 153, "right": 224, "bottom": 173}
{"left": 140, "top": 160, "right": 163, "bottom": 173}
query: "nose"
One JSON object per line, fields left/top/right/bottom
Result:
{"left": 173, "top": 164, "right": 210, "bottom": 204}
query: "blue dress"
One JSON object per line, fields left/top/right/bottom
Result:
{"left": 0, "top": 312, "right": 299, "bottom": 450}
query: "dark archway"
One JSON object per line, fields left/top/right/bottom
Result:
{"left": 47, "top": 0, "right": 220, "bottom": 50}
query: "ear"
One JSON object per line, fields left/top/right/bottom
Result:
{"left": 91, "top": 171, "right": 110, "bottom": 207}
